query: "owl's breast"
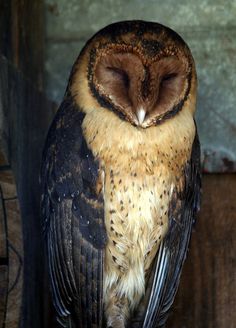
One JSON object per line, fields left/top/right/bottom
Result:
{"left": 81, "top": 104, "right": 195, "bottom": 304}
{"left": 102, "top": 153, "right": 181, "bottom": 304}
{"left": 104, "top": 156, "right": 175, "bottom": 249}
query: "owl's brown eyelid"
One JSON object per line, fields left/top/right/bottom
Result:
{"left": 162, "top": 73, "right": 178, "bottom": 82}
{"left": 106, "top": 67, "right": 130, "bottom": 87}
{"left": 106, "top": 66, "right": 125, "bottom": 75}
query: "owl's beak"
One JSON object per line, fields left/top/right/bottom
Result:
{"left": 137, "top": 107, "right": 146, "bottom": 125}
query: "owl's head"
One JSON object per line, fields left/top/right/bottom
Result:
{"left": 71, "top": 20, "right": 197, "bottom": 128}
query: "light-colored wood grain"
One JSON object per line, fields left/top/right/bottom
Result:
{"left": 0, "top": 150, "right": 23, "bottom": 328}
{"left": 0, "top": 171, "right": 17, "bottom": 200}
{"left": 4, "top": 198, "right": 23, "bottom": 328}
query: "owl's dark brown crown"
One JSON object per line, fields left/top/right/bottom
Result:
{"left": 71, "top": 20, "right": 197, "bottom": 128}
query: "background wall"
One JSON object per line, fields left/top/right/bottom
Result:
{"left": 44, "top": 0, "right": 236, "bottom": 173}
{"left": 0, "top": 1, "right": 235, "bottom": 328}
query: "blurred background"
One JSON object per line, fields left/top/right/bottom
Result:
{"left": 0, "top": 1, "right": 235, "bottom": 328}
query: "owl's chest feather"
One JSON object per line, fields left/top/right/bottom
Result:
{"left": 103, "top": 152, "right": 174, "bottom": 267}
{"left": 81, "top": 106, "right": 195, "bottom": 301}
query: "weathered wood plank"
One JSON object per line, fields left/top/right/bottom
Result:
{"left": 0, "top": 150, "right": 23, "bottom": 328}
{"left": 0, "top": 188, "right": 7, "bottom": 259}
{"left": 167, "top": 174, "right": 236, "bottom": 328}
{"left": 0, "top": 266, "right": 8, "bottom": 328}
{"left": 0, "top": 171, "right": 17, "bottom": 200}
{"left": 0, "top": 170, "right": 8, "bottom": 328}
{"left": 0, "top": 55, "right": 54, "bottom": 328}
{"left": 4, "top": 198, "right": 23, "bottom": 328}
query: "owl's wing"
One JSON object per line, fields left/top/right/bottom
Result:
{"left": 41, "top": 97, "right": 107, "bottom": 328}
{"left": 139, "top": 131, "right": 201, "bottom": 328}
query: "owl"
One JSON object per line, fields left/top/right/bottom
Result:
{"left": 41, "top": 20, "right": 201, "bottom": 328}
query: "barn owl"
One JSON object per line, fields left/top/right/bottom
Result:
{"left": 41, "top": 20, "right": 201, "bottom": 328}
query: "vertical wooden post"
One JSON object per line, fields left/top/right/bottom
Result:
{"left": 0, "top": 1, "right": 54, "bottom": 327}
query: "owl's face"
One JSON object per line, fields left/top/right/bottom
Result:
{"left": 71, "top": 21, "right": 197, "bottom": 128}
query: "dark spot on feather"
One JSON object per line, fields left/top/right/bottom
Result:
{"left": 119, "top": 179, "right": 122, "bottom": 184}
{"left": 109, "top": 209, "right": 116, "bottom": 214}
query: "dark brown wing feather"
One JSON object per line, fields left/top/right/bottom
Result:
{"left": 41, "top": 96, "right": 107, "bottom": 327}
{"left": 131, "top": 130, "right": 201, "bottom": 328}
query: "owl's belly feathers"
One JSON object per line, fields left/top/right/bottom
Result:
{"left": 103, "top": 160, "right": 175, "bottom": 308}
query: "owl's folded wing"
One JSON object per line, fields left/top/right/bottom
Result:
{"left": 41, "top": 97, "right": 107, "bottom": 327}
{"left": 132, "top": 131, "right": 201, "bottom": 328}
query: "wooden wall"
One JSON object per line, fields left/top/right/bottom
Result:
{"left": 0, "top": 54, "right": 54, "bottom": 328}
{"left": 0, "top": 1, "right": 55, "bottom": 327}
{"left": 0, "top": 55, "right": 54, "bottom": 328}
{"left": 167, "top": 174, "right": 236, "bottom": 328}
{"left": 0, "top": 150, "right": 23, "bottom": 328}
